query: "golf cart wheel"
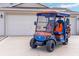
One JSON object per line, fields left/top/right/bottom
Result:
{"left": 63, "top": 38, "right": 68, "bottom": 45}
{"left": 30, "top": 38, "right": 37, "bottom": 48}
{"left": 46, "top": 40, "right": 55, "bottom": 52}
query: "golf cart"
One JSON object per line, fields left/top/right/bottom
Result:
{"left": 30, "top": 12, "right": 70, "bottom": 52}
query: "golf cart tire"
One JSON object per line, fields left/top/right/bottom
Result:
{"left": 46, "top": 40, "right": 55, "bottom": 52}
{"left": 63, "top": 38, "right": 68, "bottom": 45}
{"left": 30, "top": 38, "right": 37, "bottom": 48}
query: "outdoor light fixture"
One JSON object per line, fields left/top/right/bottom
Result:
{"left": 78, "top": 18, "right": 79, "bottom": 20}
{"left": 0, "top": 14, "right": 3, "bottom": 18}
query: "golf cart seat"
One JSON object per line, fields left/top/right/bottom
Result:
{"left": 54, "top": 20, "right": 64, "bottom": 35}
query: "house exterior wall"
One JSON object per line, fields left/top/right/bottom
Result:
{"left": 0, "top": 9, "right": 79, "bottom": 36}
{"left": 0, "top": 12, "right": 5, "bottom": 36}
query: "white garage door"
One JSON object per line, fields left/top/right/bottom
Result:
{"left": 77, "top": 17, "right": 79, "bottom": 34}
{"left": 6, "top": 14, "right": 37, "bottom": 36}
{"left": 70, "top": 16, "right": 77, "bottom": 35}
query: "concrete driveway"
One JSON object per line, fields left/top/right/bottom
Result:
{"left": 0, "top": 36, "right": 79, "bottom": 56}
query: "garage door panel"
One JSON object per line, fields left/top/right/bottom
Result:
{"left": 70, "top": 17, "right": 77, "bottom": 35}
{"left": 6, "top": 14, "right": 37, "bottom": 35}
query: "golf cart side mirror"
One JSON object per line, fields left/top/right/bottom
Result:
{"left": 34, "top": 21, "right": 37, "bottom": 25}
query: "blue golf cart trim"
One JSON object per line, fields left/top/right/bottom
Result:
{"left": 37, "top": 13, "right": 70, "bottom": 17}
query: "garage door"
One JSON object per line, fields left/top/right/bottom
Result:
{"left": 6, "top": 14, "right": 37, "bottom": 36}
{"left": 70, "top": 16, "right": 77, "bottom": 35}
{"left": 77, "top": 16, "right": 79, "bottom": 35}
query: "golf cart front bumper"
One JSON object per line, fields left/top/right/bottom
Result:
{"left": 34, "top": 35, "right": 46, "bottom": 42}
{"left": 34, "top": 35, "right": 47, "bottom": 46}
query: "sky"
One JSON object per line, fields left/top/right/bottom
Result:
{"left": 43, "top": 3, "right": 79, "bottom": 12}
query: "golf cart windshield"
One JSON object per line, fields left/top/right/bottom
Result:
{"left": 36, "top": 16, "right": 55, "bottom": 32}
{"left": 36, "top": 16, "right": 48, "bottom": 31}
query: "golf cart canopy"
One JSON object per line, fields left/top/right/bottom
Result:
{"left": 37, "top": 13, "right": 70, "bottom": 17}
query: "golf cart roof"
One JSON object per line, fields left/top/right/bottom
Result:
{"left": 37, "top": 12, "right": 70, "bottom": 17}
